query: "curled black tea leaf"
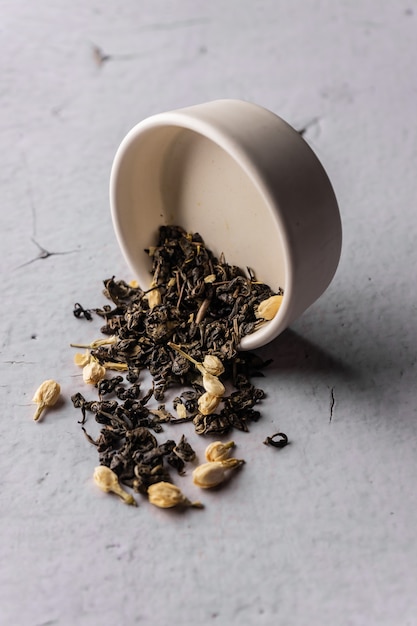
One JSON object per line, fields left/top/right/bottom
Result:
{"left": 73, "top": 303, "right": 93, "bottom": 321}
{"left": 263, "top": 432, "right": 289, "bottom": 448}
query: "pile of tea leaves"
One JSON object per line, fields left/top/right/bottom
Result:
{"left": 71, "top": 225, "right": 282, "bottom": 506}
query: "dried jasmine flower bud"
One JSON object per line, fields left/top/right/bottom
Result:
{"left": 128, "top": 279, "right": 139, "bottom": 288}
{"left": 32, "top": 379, "right": 61, "bottom": 421}
{"left": 202, "top": 354, "right": 225, "bottom": 376}
{"left": 192, "top": 458, "right": 245, "bottom": 489}
{"left": 255, "top": 294, "right": 283, "bottom": 321}
{"left": 101, "top": 361, "right": 128, "bottom": 371}
{"left": 147, "top": 481, "right": 202, "bottom": 509}
{"left": 93, "top": 465, "right": 137, "bottom": 506}
{"left": 168, "top": 342, "right": 225, "bottom": 380}
{"left": 204, "top": 274, "right": 216, "bottom": 283}
{"left": 146, "top": 280, "right": 161, "bottom": 310}
{"left": 202, "top": 372, "right": 225, "bottom": 396}
{"left": 74, "top": 351, "right": 90, "bottom": 367}
{"left": 205, "top": 440, "right": 235, "bottom": 462}
{"left": 71, "top": 336, "right": 118, "bottom": 349}
{"left": 197, "top": 392, "right": 221, "bottom": 416}
{"left": 83, "top": 360, "right": 106, "bottom": 385}
{"left": 175, "top": 403, "right": 187, "bottom": 419}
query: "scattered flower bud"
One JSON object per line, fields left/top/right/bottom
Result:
{"left": 93, "top": 465, "right": 137, "bottom": 506}
{"left": 202, "top": 372, "right": 225, "bottom": 396}
{"left": 198, "top": 392, "right": 221, "bottom": 416}
{"left": 147, "top": 280, "right": 161, "bottom": 310}
{"left": 74, "top": 351, "right": 90, "bottom": 367}
{"left": 32, "top": 379, "right": 61, "bottom": 421}
{"left": 147, "top": 481, "right": 202, "bottom": 509}
{"left": 204, "top": 274, "right": 216, "bottom": 283}
{"left": 255, "top": 295, "right": 283, "bottom": 320}
{"left": 83, "top": 360, "right": 106, "bottom": 385}
{"left": 70, "top": 336, "right": 118, "bottom": 349}
{"left": 128, "top": 279, "right": 139, "bottom": 288}
{"left": 175, "top": 403, "right": 187, "bottom": 419}
{"left": 202, "top": 354, "right": 225, "bottom": 376}
{"left": 168, "top": 342, "right": 225, "bottom": 379}
{"left": 101, "top": 361, "right": 128, "bottom": 371}
{"left": 192, "top": 458, "right": 244, "bottom": 489}
{"left": 205, "top": 440, "right": 235, "bottom": 462}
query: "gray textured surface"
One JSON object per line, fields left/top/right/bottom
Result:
{"left": 1, "top": 1, "right": 417, "bottom": 625}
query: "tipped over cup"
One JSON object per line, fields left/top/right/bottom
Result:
{"left": 110, "top": 99, "right": 342, "bottom": 350}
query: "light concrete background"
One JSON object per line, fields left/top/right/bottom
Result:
{"left": 1, "top": 1, "right": 417, "bottom": 625}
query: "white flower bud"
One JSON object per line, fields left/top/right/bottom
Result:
{"left": 202, "top": 355, "right": 225, "bottom": 376}
{"left": 32, "top": 379, "right": 61, "bottom": 421}
{"left": 93, "top": 466, "right": 137, "bottom": 506}
{"left": 147, "top": 288, "right": 161, "bottom": 310}
{"left": 202, "top": 372, "right": 225, "bottom": 396}
{"left": 147, "top": 481, "right": 202, "bottom": 509}
{"left": 198, "top": 392, "right": 221, "bottom": 416}
{"left": 192, "top": 458, "right": 244, "bottom": 489}
{"left": 255, "top": 295, "right": 283, "bottom": 320}
{"left": 168, "top": 342, "right": 225, "bottom": 379}
{"left": 175, "top": 403, "right": 187, "bottom": 419}
{"left": 74, "top": 351, "right": 90, "bottom": 367}
{"left": 70, "top": 336, "right": 118, "bottom": 349}
{"left": 83, "top": 360, "right": 106, "bottom": 385}
{"left": 205, "top": 440, "right": 235, "bottom": 462}
{"left": 101, "top": 361, "right": 128, "bottom": 371}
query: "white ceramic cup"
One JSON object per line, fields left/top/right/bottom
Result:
{"left": 110, "top": 99, "right": 342, "bottom": 350}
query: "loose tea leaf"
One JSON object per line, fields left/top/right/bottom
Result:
{"left": 71, "top": 225, "right": 284, "bottom": 511}
{"left": 73, "top": 303, "right": 92, "bottom": 321}
{"left": 263, "top": 432, "right": 289, "bottom": 448}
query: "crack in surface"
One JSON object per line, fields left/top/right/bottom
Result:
{"left": 16, "top": 238, "right": 77, "bottom": 269}
{"left": 298, "top": 117, "right": 320, "bottom": 137}
{"left": 329, "top": 387, "right": 335, "bottom": 422}
{"left": 91, "top": 43, "right": 163, "bottom": 67}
